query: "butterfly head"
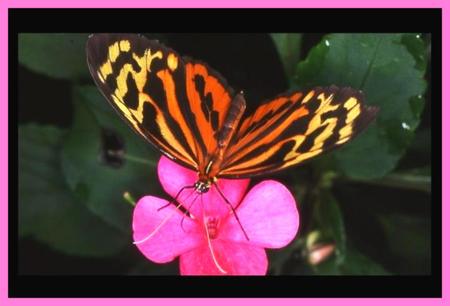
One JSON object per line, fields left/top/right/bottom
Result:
{"left": 194, "top": 179, "right": 212, "bottom": 194}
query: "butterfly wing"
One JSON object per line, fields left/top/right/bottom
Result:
{"left": 86, "top": 33, "right": 234, "bottom": 171}
{"left": 219, "top": 86, "right": 379, "bottom": 178}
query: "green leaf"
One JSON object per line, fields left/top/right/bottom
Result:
{"left": 19, "top": 124, "right": 127, "bottom": 256}
{"left": 314, "top": 247, "right": 390, "bottom": 275}
{"left": 346, "top": 168, "right": 431, "bottom": 193}
{"left": 378, "top": 213, "right": 431, "bottom": 274}
{"left": 401, "top": 33, "right": 427, "bottom": 71}
{"left": 19, "top": 33, "right": 90, "bottom": 80}
{"left": 340, "top": 248, "right": 390, "bottom": 275}
{"left": 314, "top": 191, "right": 346, "bottom": 264}
{"left": 270, "top": 33, "right": 302, "bottom": 83}
{"left": 296, "top": 34, "right": 427, "bottom": 179}
{"left": 61, "top": 85, "right": 159, "bottom": 231}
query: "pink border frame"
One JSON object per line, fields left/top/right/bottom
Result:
{"left": 2, "top": 1, "right": 446, "bottom": 305}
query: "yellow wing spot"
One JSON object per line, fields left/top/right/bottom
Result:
{"left": 317, "top": 92, "right": 331, "bottom": 102}
{"left": 344, "top": 97, "right": 358, "bottom": 110}
{"left": 284, "top": 135, "right": 306, "bottom": 161}
{"left": 339, "top": 124, "right": 353, "bottom": 139}
{"left": 290, "top": 149, "right": 322, "bottom": 164}
{"left": 112, "top": 49, "right": 164, "bottom": 102}
{"left": 114, "top": 63, "right": 133, "bottom": 99}
{"left": 108, "top": 42, "right": 120, "bottom": 62}
{"left": 97, "top": 71, "right": 105, "bottom": 83}
{"left": 111, "top": 49, "right": 162, "bottom": 99}
{"left": 111, "top": 94, "right": 123, "bottom": 106}
{"left": 111, "top": 94, "right": 145, "bottom": 137}
{"left": 317, "top": 93, "right": 338, "bottom": 113}
{"left": 143, "top": 49, "right": 163, "bottom": 72}
{"left": 99, "top": 60, "right": 113, "bottom": 81}
{"left": 336, "top": 136, "right": 350, "bottom": 145}
{"left": 131, "top": 52, "right": 150, "bottom": 92}
{"left": 305, "top": 115, "right": 321, "bottom": 135}
{"left": 119, "top": 40, "right": 131, "bottom": 52}
{"left": 302, "top": 90, "right": 315, "bottom": 103}
{"left": 311, "top": 118, "right": 337, "bottom": 151}
{"left": 346, "top": 104, "right": 361, "bottom": 124}
{"left": 167, "top": 53, "right": 178, "bottom": 71}
{"left": 129, "top": 93, "right": 151, "bottom": 124}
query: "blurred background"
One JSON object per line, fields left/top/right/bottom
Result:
{"left": 18, "top": 33, "right": 431, "bottom": 275}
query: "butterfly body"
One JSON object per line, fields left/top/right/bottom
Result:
{"left": 189, "top": 91, "right": 245, "bottom": 193}
{"left": 86, "top": 33, "right": 379, "bottom": 195}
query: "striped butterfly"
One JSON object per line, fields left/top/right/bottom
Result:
{"left": 86, "top": 33, "right": 378, "bottom": 199}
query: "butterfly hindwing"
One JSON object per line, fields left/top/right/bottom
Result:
{"left": 220, "top": 86, "right": 378, "bottom": 178}
{"left": 86, "top": 33, "right": 235, "bottom": 171}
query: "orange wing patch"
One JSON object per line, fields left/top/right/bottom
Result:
{"left": 184, "top": 62, "right": 234, "bottom": 166}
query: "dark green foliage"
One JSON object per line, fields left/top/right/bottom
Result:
{"left": 295, "top": 34, "right": 427, "bottom": 179}
{"left": 19, "top": 125, "right": 127, "bottom": 256}
{"left": 19, "top": 33, "right": 91, "bottom": 80}
{"left": 61, "top": 86, "right": 159, "bottom": 231}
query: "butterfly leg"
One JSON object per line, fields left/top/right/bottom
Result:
{"left": 213, "top": 182, "right": 250, "bottom": 241}
{"left": 157, "top": 184, "right": 195, "bottom": 211}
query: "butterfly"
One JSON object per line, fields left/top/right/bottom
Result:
{"left": 86, "top": 33, "right": 379, "bottom": 196}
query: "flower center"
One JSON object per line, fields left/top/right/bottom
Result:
{"left": 206, "top": 217, "right": 219, "bottom": 239}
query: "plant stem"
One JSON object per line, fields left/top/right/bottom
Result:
{"left": 343, "top": 173, "right": 431, "bottom": 193}
{"left": 123, "top": 191, "right": 137, "bottom": 206}
{"left": 107, "top": 150, "right": 156, "bottom": 167}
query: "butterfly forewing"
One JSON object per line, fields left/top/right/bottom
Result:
{"left": 219, "top": 86, "right": 378, "bottom": 178}
{"left": 86, "top": 33, "right": 234, "bottom": 171}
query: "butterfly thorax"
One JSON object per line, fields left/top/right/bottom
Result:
{"left": 195, "top": 158, "right": 219, "bottom": 193}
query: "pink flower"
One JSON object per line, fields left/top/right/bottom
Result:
{"left": 132, "top": 156, "right": 300, "bottom": 275}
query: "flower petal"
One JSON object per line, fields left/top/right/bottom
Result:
{"left": 158, "top": 156, "right": 198, "bottom": 199}
{"left": 132, "top": 196, "right": 202, "bottom": 263}
{"left": 220, "top": 180, "right": 300, "bottom": 248}
{"left": 157, "top": 156, "right": 250, "bottom": 219}
{"left": 179, "top": 240, "right": 268, "bottom": 275}
{"left": 198, "top": 178, "right": 250, "bottom": 219}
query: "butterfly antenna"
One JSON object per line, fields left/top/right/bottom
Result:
{"left": 180, "top": 192, "right": 200, "bottom": 233}
{"left": 133, "top": 199, "right": 185, "bottom": 245}
{"left": 213, "top": 182, "right": 250, "bottom": 241}
{"left": 157, "top": 184, "right": 195, "bottom": 211}
{"left": 134, "top": 185, "right": 197, "bottom": 245}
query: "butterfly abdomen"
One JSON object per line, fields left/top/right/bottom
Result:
{"left": 218, "top": 92, "right": 246, "bottom": 149}
{"left": 201, "top": 92, "right": 246, "bottom": 181}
